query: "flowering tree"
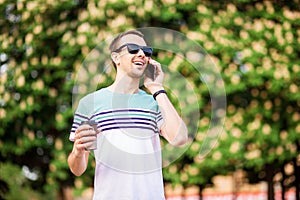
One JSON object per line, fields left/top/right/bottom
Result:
{"left": 0, "top": 0, "right": 299, "bottom": 200}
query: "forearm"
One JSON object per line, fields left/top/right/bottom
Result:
{"left": 155, "top": 91, "right": 188, "bottom": 146}
{"left": 67, "top": 147, "right": 89, "bottom": 176}
{"left": 144, "top": 60, "right": 188, "bottom": 146}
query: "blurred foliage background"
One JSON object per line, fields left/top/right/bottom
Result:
{"left": 0, "top": 0, "right": 300, "bottom": 200}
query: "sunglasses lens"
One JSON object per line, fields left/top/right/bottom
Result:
{"left": 142, "top": 47, "right": 153, "bottom": 57}
{"left": 127, "top": 44, "right": 140, "bottom": 54}
{"left": 127, "top": 44, "right": 152, "bottom": 57}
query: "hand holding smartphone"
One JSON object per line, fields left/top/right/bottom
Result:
{"left": 144, "top": 63, "right": 156, "bottom": 81}
{"left": 143, "top": 59, "right": 164, "bottom": 92}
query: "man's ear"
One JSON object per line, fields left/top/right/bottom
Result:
{"left": 111, "top": 52, "right": 120, "bottom": 66}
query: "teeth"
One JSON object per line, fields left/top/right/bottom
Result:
{"left": 134, "top": 61, "right": 143, "bottom": 65}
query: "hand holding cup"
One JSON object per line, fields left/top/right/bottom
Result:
{"left": 74, "top": 120, "right": 99, "bottom": 151}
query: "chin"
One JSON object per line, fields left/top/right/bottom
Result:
{"left": 131, "top": 74, "right": 144, "bottom": 79}
{"left": 129, "top": 69, "right": 144, "bottom": 78}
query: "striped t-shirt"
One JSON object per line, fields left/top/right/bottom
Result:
{"left": 70, "top": 88, "right": 166, "bottom": 200}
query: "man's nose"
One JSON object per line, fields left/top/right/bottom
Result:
{"left": 136, "top": 49, "right": 145, "bottom": 57}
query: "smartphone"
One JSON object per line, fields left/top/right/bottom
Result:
{"left": 144, "top": 64, "right": 156, "bottom": 81}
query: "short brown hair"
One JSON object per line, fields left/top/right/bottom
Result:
{"left": 109, "top": 30, "right": 145, "bottom": 53}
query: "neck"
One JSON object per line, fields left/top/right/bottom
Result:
{"left": 109, "top": 73, "right": 140, "bottom": 94}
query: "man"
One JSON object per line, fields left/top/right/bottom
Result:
{"left": 68, "top": 30, "right": 188, "bottom": 199}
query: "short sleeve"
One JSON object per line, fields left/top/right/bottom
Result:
{"left": 69, "top": 95, "right": 94, "bottom": 141}
{"left": 154, "top": 103, "right": 164, "bottom": 135}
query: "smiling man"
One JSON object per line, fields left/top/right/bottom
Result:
{"left": 67, "top": 30, "right": 188, "bottom": 200}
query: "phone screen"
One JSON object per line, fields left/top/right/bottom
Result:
{"left": 145, "top": 64, "right": 156, "bottom": 81}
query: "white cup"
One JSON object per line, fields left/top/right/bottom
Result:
{"left": 81, "top": 120, "right": 98, "bottom": 150}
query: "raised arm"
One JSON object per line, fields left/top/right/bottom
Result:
{"left": 145, "top": 59, "right": 188, "bottom": 146}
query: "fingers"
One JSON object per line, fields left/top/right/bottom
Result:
{"left": 75, "top": 130, "right": 95, "bottom": 140}
{"left": 76, "top": 132, "right": 97, "bottom": 143}
{"left": 78, "top": 124, "right": 101, "bottom": 134}
{"left": 74, "top": 140, "right": 94, "bottom": 151}
{"left": 149, "top": 58, "right": 162, "bottom": 72}
{"left": 75, "top": 124, "right": 94, "bottom": 133}
{"left": 74, "top": 133, "right": 97, "bottom": 150}
{"left": 74, "top": 124, "right": 99, "bottom": 150}
{"left": 145, "top": 59, "right": 164, "bottom": 92}
{"left": 149, "top": 59, "right": 163, "bottom": 76}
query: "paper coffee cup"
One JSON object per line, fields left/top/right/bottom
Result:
{"left": 81, "top": 120, "right": 98, "bottom": 150}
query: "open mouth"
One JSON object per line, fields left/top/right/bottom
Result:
{"left": 133, "top": 61, "right": 145, "bottom": 66}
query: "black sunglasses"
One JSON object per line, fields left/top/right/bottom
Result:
{"left": 114, "top": 43, "right": 153, "bottom": 57}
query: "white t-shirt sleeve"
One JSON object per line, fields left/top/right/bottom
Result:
{"left": 69, "top": 95, "right": 93, "bottom": 141}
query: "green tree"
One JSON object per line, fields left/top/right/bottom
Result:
{"left": 1, "top": 0, "right": 300, "bottom": 200}
{"left": 167, "top": 1, "right": 300, "bottom": 200}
